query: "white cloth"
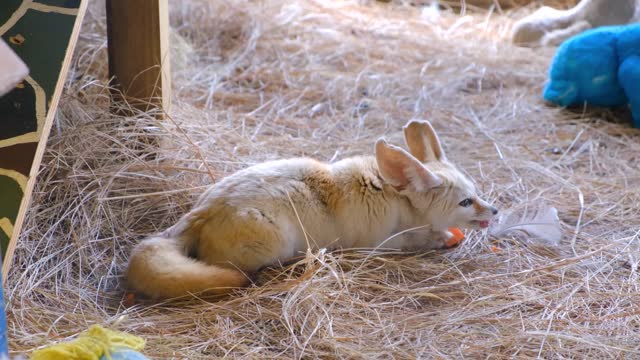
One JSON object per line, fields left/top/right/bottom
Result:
{"left": 0, "top": 37, "right": 29, "bottom": 97}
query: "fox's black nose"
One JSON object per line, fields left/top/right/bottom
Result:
{"left": 491, "top": 207, "right": 498, "bottom": 215}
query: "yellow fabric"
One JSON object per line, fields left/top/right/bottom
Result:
{"left": 31, "top": 325, "right": 145, "bottom": 360}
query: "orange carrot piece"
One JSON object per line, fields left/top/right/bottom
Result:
{"left": 123, "top": 292, "right": 136, "bottom": 307}
{"left": 445, "top": 227, "right": 465, "bottom": 247}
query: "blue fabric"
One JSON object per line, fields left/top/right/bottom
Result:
{"left": 0, "top": 257, "right": 8, "bottom": 360}
{"left": 100, "top": 347, "right": 150, "bottom": 360}
{"left": 544, "top": 23, "right": 640, "bottom": 127}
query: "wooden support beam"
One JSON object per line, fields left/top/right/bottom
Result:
{"left": 106, "top": 0, "right": 171, "bottom": 117}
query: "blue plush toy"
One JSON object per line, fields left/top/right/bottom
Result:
{"left": 543, "top": 23, "right": 640, "bottom": 128}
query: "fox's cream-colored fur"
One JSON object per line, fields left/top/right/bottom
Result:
{"left": 126, "top": 120, "right": 498, "bottom": 299}
{"left": 512, "top": 0, "right": 640, "bottom": 47}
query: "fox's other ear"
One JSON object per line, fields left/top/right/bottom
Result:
{"left": 375, "top": 138, "right": 442, "bottom": 192}
{"left": 403, "top": 119, "right": 446, "bottom": 163}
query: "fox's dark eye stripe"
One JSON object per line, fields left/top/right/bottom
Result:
{"left": 459, "top": 198, "right": 473, "bottom": 207}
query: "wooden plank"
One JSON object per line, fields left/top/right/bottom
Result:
{"left": 0, "top": 257, "right": 6, "bottom": 359}
{"left": 0, "top": 0, "right": 89, "bottom": 280}
{"left": 106, "top": 0, "right": 171, "bottom": 117}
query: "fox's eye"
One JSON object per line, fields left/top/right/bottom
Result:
{"left": 459, "top": 198, "right": 473, "bottom": 207}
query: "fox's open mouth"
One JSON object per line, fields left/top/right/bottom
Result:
{"left": 471, "top": 220, "right": 491, "bottom": 229}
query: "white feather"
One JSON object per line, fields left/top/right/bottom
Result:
{"left": 489, "top": 201, "right": 563, "bottom": 246}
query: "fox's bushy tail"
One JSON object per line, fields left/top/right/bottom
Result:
{"left": 126, "top": 236, "right": 248, "bottom": 299}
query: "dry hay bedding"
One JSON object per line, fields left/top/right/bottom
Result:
{"left": 7, "top": 0, "right": 640, "bottom": 358}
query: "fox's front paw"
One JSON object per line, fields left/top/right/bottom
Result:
{"left": 403, "top": 229, "right": 465, "bottom": 250}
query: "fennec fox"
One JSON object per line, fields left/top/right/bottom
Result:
{"left": 126, "top": 120, "right": 498, "bottom": 299}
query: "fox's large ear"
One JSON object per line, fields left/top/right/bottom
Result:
{"left": 375, "top": 139, "right": 442, "bottom": 192}
{"left": 403, "top": 120, "right": 446, "bottom": 163}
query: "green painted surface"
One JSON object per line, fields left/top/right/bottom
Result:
{"left": 0, "top": 0, "right": 22, "bottom": 26}
{"left": 35, "top": 0, "right": 81, "bottom": 8}
{"left": 0, "top": 81, "right": 37, "bottom": 140}
{"left": 0, "top": 229, "right": 8, "bottom": 262}
{"left": 0, "top": 176, "right": 23, "bottom": 224}
{"left": 0, "top": 1, "right": 81, "bottom": 262}
{"left": 2, "top": 9, "right": 76, "bottom": 106}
